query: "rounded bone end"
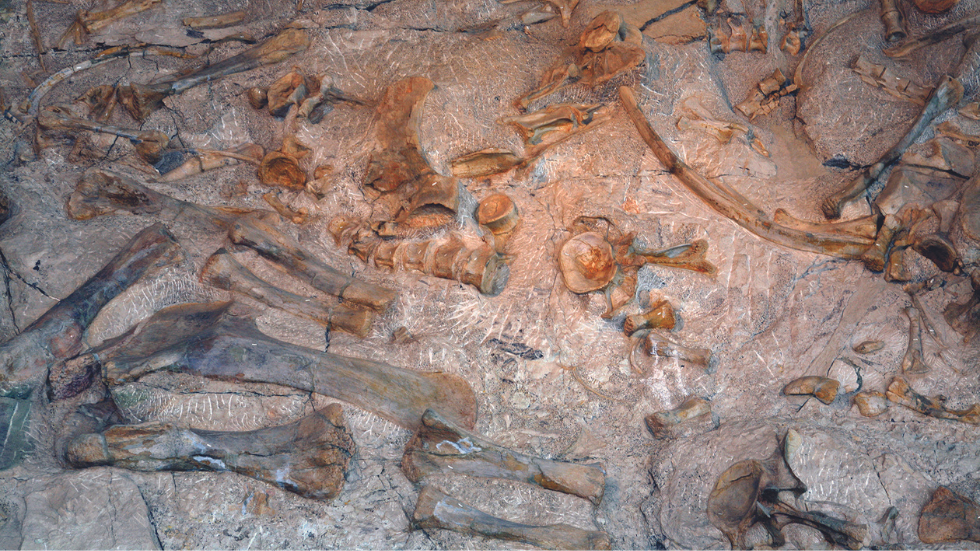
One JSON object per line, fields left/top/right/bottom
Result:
{"left": 782, "top": 376, "right": 840, "bottom": 404}
{"left": 477, "top": 193, "right": 520, "bottom": 235}
{"left": 853, "top": 391, "right": 890, "bottom": 417}
{"left": 65, "top": 433, "right": 111, "bottom": 467}
{"left": 246, "top": 87, "right": 268, "bottom": 109}
{"left": 259, "top": 151, "right": 307, "bottom": 191}
{"left": 559, "top": 232, "right": 616, "bottom": 294}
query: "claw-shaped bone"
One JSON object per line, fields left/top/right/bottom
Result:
{"left": 402, "top": 409, "right": 605, "bottom": 504}
{"left": 412, "top": 485, "right": 611, "bottom": 550}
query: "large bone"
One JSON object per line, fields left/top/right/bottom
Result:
{"left": 619, "top": 86, "right": 874, "bottom": 260}
{"left": 94, "top": 302, "right": 476, "bottom": 430}
{"left": 66, "top": 404, "right": 354, "bottom": 501}
{"left": 412, "top": 485, "right": 612, "bottom": 550}
{"left": 885, "top": 376, "right": 980, "bottom": 424}
{"left": 37, "top": 106, "right": 169, "bottom": 164}
{"left": 500, "top": 103, "right": 616, "bottom": 161}
{"left": 117, "top": 28, "right": 310, "bottom": 121}
{"left": 0, "top": 223, "right": 181, "bottom": 399}
{"left": 918, "top": 486, "right": 980, "bottom": 543}
{"left": 402, "top": 409, "right": 605, "bottom": 504}
{"left": 201, "top": 249, "right": 375, "bottom": 338}
{"left": 228, "top": 217, "right": 396, "bottom": 312}
{"left": 58, "top": 0, "right": 162, "bottom": 48}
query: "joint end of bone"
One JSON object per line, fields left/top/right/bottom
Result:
{"left": 783, "top": 376, "right": 840, "bottom": 404}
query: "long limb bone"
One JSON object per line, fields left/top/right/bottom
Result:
{"left": 0, "top": 223, "right": 181, "bottom": 399}
{"left": 886, "top": 376, "right": 980, "bottom": 423}
{"left": 67, "top": 404, "right": 354, "bottom": 501}
{"left": 58, "top": 0, "right": 162, "bottom": 48}
{"left": 229, "top": 217, "right": 396, "bottom": 312}
{"left": 37, "top": 106, "right": 169, "bottom": 163}
{"left": 619, "top": 86, "right": 874, "bottom": 259}
{"left": 883, "top": 14, "right": 980, "bottom": 58}
{"left": 201, "top": 249, "right": 375, "bottom": 338}
{"left": 900, "top": 307, "right": 930, "bottom": 374}
{"left": 412, "top": 485, "right": 612, "bottom": 550}
{"left": 402, "top": 409, "right": 605, "bottom": 504}
{"left": 97, "top": 302, "right": 476, "bottom": 430}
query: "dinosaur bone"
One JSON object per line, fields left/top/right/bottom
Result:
{"left": 57, "top": 0, "right": 162, "bottom": 48}
{"left": 645, "top": 397, "right": 711, "bottom": 438}
{"left": 900, "top": 307, "right": 930, "bottom": 374}
{"left": 883, "top": 14, "right": 980, "bottom": 58}
{"left": 708, "top": 18, "right": 768, "bottom": 54}
{"left": 67, "top": 404, "right": 354, "bottom": 501}
{"left": 886, "top": 376, "right": 980, "bottom": 424}
{"left": 183, "top": 11, "right": 246, "bottom": 30}
{"left": 641, "top": 332, "right": 712, "bottom": 368}
{"left": 918, "top": 486, "right": 980, "bottom": 543}
{"left": 412, "top": 485, "right": 611, "bottom": 550}
{"left": 500, "top": 103, "right": 615, "bottom": 161}
{"left": 36, "top": 106, "right": 169, "bottom": 164}
{"left": 229, "top": 217, "right": 396, "bottom": 312}
{"left": 201, "top": 249, "right": 375, "bottom": 338}
{"left": 158, "top": 144, "right": 264, "bottom": 182}
{"left": 402, "top": 409, "right": 605, "bottom": 504}
{"left": 782, "top": 376, "right": 839, "bottom": 404}
{"left": 623, "top": 300, "right": 676, "bottom": 336}
{"left": 451, "top": 149, "right": 523, "bottom": 178}
{"left": 0, "top": 223, "right": 181, "bottom": 399}
{"left": 878, "top": 0, "right": 906, "bottom": 43}
{"left": 95, "top": 302, "right": 476, "bottom": 430}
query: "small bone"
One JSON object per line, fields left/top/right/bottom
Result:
{"left": 962, "top": 102, "right": 980, "bottom": 120}
{"left": 860, "top": 214, "right": 901, "bottom": 272}
{"left": 267, "top": 71, "right": 307, "bottom": 117}
{"left": 918, "top": 486, "right": 980, "bottom": 543}
{"left": 879, "top": 0, "right": 906, "bottom": 43}
{"left": 883, "top": 14, "right": 980, "bottom": 58}
{"left": 58, "top": 0, "right": 162, "bottom": 48}
{"left": 853, "top": 391, "right": 890, "bottom": 417}
{"left": 402, "top": 409, "right": 606, "bottom": 504}
{"left": 183, "top": 11, "right": 247, "bottom": 30}
{"left": 782, "top": 376, "right": 840, "bottom": 404}
{"left": 853, "top": 340, "right": 884, "bottom": 354}
{"left": 709, "top": 19, "right": 768, "bottom": 54}
{"left": 450, "top": 149, "right": 523, "bottom": 178}
{"left": 36, "top": 106, "right": 169, "bottom": 164}
{"left": 900, "top": 307, "right": 930, "bottom": 374}
{"left": 97, "top": 302, "right": 477, "bottom": 430}
{"left": 67, "top": 405, "right": 354, "bottom": 501}
{"left": 259, "top": 150, "right": 307, "bottom": 191}
{"left": 886, "top": 376, "right": 980, "bottom": 424}
{"left": 645, "top": 397, "right": 711, "bottom": 439}
{"left": 619, "top": 86, "right": 874, "bottom": 260}
{"left": 944, "top": 273, "right": 980, "bottom": 342}
{"left": 852, "top": 55, "right": 927, "bottom": 104}
{"left": 201, "top": 249, "right": 375, "bottom": 338}
{"left": 642, "top": 332, "right": 712, "bottom": 367}
{"left": 229, "top": 217, "right": 396, "bottom": 312}
{"left": 247, "top": 87, "right": 268, "bottom": 109}
{"left": 262, "top": 192, "right": 308, "bottom": 224}
{"left": 117, "top": 28, "right": 310, "bottom": 121}
{"left": 412, "top": 485, "right": 611, "bottom": 550}
{"left": 158, "top": 143, "right": 264, "bottom": 182}
{"left": 296, "top": 74, "right": 367, "bottom": 123}
{"left": 477, "top": 193, "right": 521, "bottom": 252}
{"left": 0, "top": 223, "right": 181, "bottom": 399}
{"left": 500, "top": 103, "right": 615, "bottom": 161}
{"left": 623, "top": 300, "right": 676, "bottom": 336}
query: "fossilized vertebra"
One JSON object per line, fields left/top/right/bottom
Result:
{"left": 736, "top": 69, "right": 798, "bottom": 120}
{"left": 477, "top": 193, "right": 521, "bottom": 252}
{"left": 852, "top": 55, "right": 928, "bottom": 105}
{"left": 623, "top": 299, "right": 676, "bottom": 335}
{"left": 708, "top": 18, "right": 768, "bottom": 54}
{"left": 641, "top": 332, "right": 712, "bottom": 368}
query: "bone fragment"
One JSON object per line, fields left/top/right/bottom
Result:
{"left": 918, "top": 486, "right": 980, "bottom": 543}
{"left": 709, "top": 19, "right": 768, "bottom": 54}
{"left": 201, "top": 249, "right": 375, "bottom": 338}
{"left": 267, "top": 71, "right": 307, "bottom": 117}
{"left": 912, "top": 0, "right": 959, "bottom": 12}
{"left": 852, "top": 55, "right": 927, "bottom": 104}
{"left": 782, "top": 376, "right": 840, "bottom": 404}
{"left": 158, "top": 143, "right": 264, "bottom": 182}
{"left": 962, "top": 102, "right": 980, "bottom": 120}
{"left": 183, "top": 11, "right": 247, "bottom": 30}
{"left": 477, "top": 193, "right": 521, "bottom": 251}
{"left": 262, "top": 192, "right": 308, "bottom": 224}
{"left": 37, "top": 106, "right": 169, "bottom": 163}
{"left": 259, "top": 150, "right": 307, "bottom": 191}
{"left": 645, "top": 397, "right": 710, "bottom": 439}
{"left": 412, "top": 485, "right": 611, "bottom": 550}
{"left": 0, "top": 223, "right": 181, "bottom": 399}
{"left": 229, "top": 217, "right": 396, "bottom": 312}
{"left": 67, "top": 405, "right": 354, "bottom": 500}
{"left": 58, "top": 0, "right": 162, "bottom": 48}
{"left": 860, "top": 214, "right": 902, "bottom": 272}
{"left": 97, "top": 302, "right": 476, "bottom": 430}
{"left": 296, "top": 74, "right": 367, "bottom": 123}
{"left": 559, "top": 232, "right": 616, "bottom": 293}
{"left": 402, "top": 409, "right": 605, "bottom": 504}
{"left": 247, "top": 87, "right": 268, "bottom": 109}
{"left": 623, "top": 300, "right": 675, "bottom": 335}
{"left": 451, "top": 149, "right": 523, "bottom": 178}
{"left": 853, "top": 340, "right": 884, "bottom": 354}
{"left": 117, "top": 28, "right": 310, "bottom": 121}
{"left": 886, "top": 376, "right": 980, "bottom": 424}
{"left": 883, "top": 14, "right": 980, "bottom": 58}
{"left": 853, "top": 391, "right": 890, "bottom": 417}
{"left": 642, "top": 332, "right": 712, "bottom": 367}
{"left": 879, "top": 0, "right": 906, "bottom": 43}
{"left": 619, "top": 86, "right": 874, "bottom": 259}
{"left": 900, "top": 307, "right": 930, "bottom": 374}
{"left": 500, "top": 103, "right": 615, "bottom": 161}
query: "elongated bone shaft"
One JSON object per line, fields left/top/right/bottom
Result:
{"left": 0, "top": 223, "right": 181, "bottom": 398}
{"left": 901, "top": 307, "right": 930, "bottom": 374}
{"left": 412, "top": 486, "right": 611, "bottom": 550}
{"left": 879, "top": 0, "right": 906, "bottom": 43}
{"left": 623, "top": 300, "right": 675, "bottom": 335}
{"left": 201, "top": 249, "right": 374, "bottom": 338}
{"left": 402, "top": 409, "right": 604, "bottom": 503}
{"left": 886, "top": 376, "right": 980, "bottom": 423}
{"left": 229, "top": 217, "right": 396, "bottom": 312}
{"left": 630, "top": 239, "right": 717, "bottom": 275}
{"left": 183, "top": 11, "right": 246, "bottom": 29}
{"left": 883, "top": 14, "right": 980, "bottom": 58}
{"left": 97, "top": 302, "right": 476, "bottom": 430}
{"left": 643, "top": 332, "right": 712, "bottom": 366}
{"left": 67, "top": 405, "right": 354, "bottom": 500}
{"left": 619, "top": 86, "right": 872, "bottom": 259}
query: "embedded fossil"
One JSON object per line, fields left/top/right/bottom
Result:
{"left": 67, "top": 404, "right": 354, "bottom": 501}
{"left": 886, "top": 376, "right": 980, "bottom": 424}
{"left": 735, "top": 69, "right": 798, "bottom": 120}
{"left": 412, "top": 485, "right": 611, "bottom": 550}
{"left": 918, "top": 486, "right": 980, "bottom": 543}
{"left": 853, "top": 391, "right": 890, "bottom": 417}
{"left": 0, "top": 223, "right": 181, "bottom": 399}
{"left": 158, "top": 144, "right": 264, "bottom": 182}
{"left": 183, "top": 11, "right": 247, "bottom": 29}
{"left": 402, "top": 409, "right": 606, "bottom": 504}
{"left": 57, "top": 0, "right": 162, "bottom": 48}
{"left": 328, "top": 216, "right": 509, "bottom": 296}
{"left": 261, "top": 192, "right": 308, "bottom": 224}
{"left": 900, "top": 306, "right": 930, "bottom": 374}
{"left": 944, "top": 272, "right": 980, "bottom": 342}
{"left": 477, "top": 193, "right": 521, "bottom": 252}
{"left": 911, "top": 0, "right": 959, "bottom": 12}
{"left": 640, "top": 332, "right": 713, "bottom": 368}
{"left": 36, "top": 106, "right": 170, "bottom": 164}
{"left": 853, "top": 340, "right": 885, "bottom": 354}
{"left": 296, "top": 74, "right": 367, "bottom": 123}
{"left": 500, "top": 102, "right": 616, "bottom": 162}
{"left": 708, "top": 18, "right": 768, "bottom": 54}
{"left": 267, "top": 71, "right": 308, "bottom": 118}
{"left": 644, "top": 397, "right": 711, "bottom": 439}
{"left": 450, "top": 149, "right": 523, "bottom": 178}
{"left": 623, "top": 299, "right": 676, "bottom": 336}
{"left": 852, "top": 55, "right": 928, "bottom": 105}
{"left": 878, "top": 0, "right": 906, "bottom": 43}
{"left": 259, "top": 140, "right": 308, "bottom": 191}
{"left": 116, "top": 28, "right": 310, "bottom": 121}
{"left": 201, "top": 249, "right": 376, "bottom": 338}
{"left": 782, "top": 376, "right": 840, "bottom": 404}
{"left": 92, "top": 302, "right": 477, "bottom": 430}
{"left": 962, "top": 102, "right": 980, "bottom": 120}
{"left": 882, "top": 14, "right": 980, "bottom": 58}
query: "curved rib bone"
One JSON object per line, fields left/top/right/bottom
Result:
{"left": 402, "top": 409, "right": 605, "bottom": 504}
{"left": 66, "top": 405, "right": 354, "bottom": 501}
{"left": 229, "top": 217, "right": 396, "bottom": 312}
{"left": 619, "top": 86, "right": 873, "bottom": 259}
{"left": 97, "top": 302, "right": 476, "bottom": 430}
{"left": 0, "top": 223, "right": 181, "bottom": 399}
{"left": 412, "top": 485, "right": 612, "bottom": 550}
{"left": 201, "top": 249, "right": 375, "bottom": 338}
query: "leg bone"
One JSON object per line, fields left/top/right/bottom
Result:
{"left": 886, "top": 376, "right": 980, "bottom": 423}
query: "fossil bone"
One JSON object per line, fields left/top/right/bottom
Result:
{"left": 886, "top": 376, "right": 980, "bottom": 424}
{"left": 900, "top": 307, "right": 930, "bottom": 374}
{"left": 57, "top": 0, "right": 162, "bottom": 48}
{"left": 620, "top": 86, "right": 875, "bottom": 260}
{"left": 247, "top": 87, "right": 268, "bottom": 109}
{"left": 201, "top": 249, "right": 375, "bottom": 338}
{"left": 782, "top": 376, "right": 840, "bottom": 404}
{"left": 262, "top": 192, "right": 309, "bottom": 224}
{"left": 259, "top": 149, "right": 307, "bottom": 191}
{"left": 477, "top": 193, "right": 521, "bottom": 251}
{"left": 412, "top": 485, "right": 611, "bottom": 550}
{"left": 117, "top": 28, "right": 310, "bottom": 121}
{"left": 183, "top": 11, "right": 247, "bottom": 30}
{"left": 267, "top": 71, "right": 308, "bottom": 117}
{"left": 852, "top": 55, "right": 928, "bottom": 105}
{"left": 879, "top": 0, "right": 906, "bottom": 43}
{"left": 296, "top": 74, "right": 367, "bottom": 123}
{"left": 853, "top": 340, "right": 884, "bottom": 354}
{"left": 645, "top": 397, "right": 711, "bottom": 439}
{"left": 500, "top": 103, "right": 616, "bottom": 161}
{"left": 450, "top": 149, "right": 523, "bottom": 178}
{"left": 158, "top": 144, "right": 264, "bottom": 182}
{"left": 228, "top": 217, "right": 396, "bottom": 312}
{"left": 944, "top": 272, "right": 980, "bottom": 342}
{"left": 736, "top": 69, "right": 798, "bottom": 120}
{"left": 36, "top": 106, "right": 169, "bottom": 164}
{"left": 911, "top": 0, "right": 959, "bottom": 12}
{"left": 961, "top": 102, "right": 980, "bottom": 120}
{"left": 641, "top": 331, "right": 712, "bottom": 368}
{"left": 623, "top": 299, "right": 676, "bottom": 335}
{"left": 918, "top": 486, "right": 980, "bottom": 543}
{"left": 402, "top": 409, "right": 605, "bottom": 503}
{"left": 67, "top": 404, "right": 354, "bottom": 501}
{"left": 0, "top": 223, "right": 181, "bottom": 399}
{"left": 95, "top": 302, "right": 477, "bottom": 430}
{"left": 853, "top": 391, "right": 890, "bottom": 417}
{"left": 882, "top": 14, "right": 980, "bottom": 58}
{"left": 708, "top": 18, "right": 768, "bottom": 54}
